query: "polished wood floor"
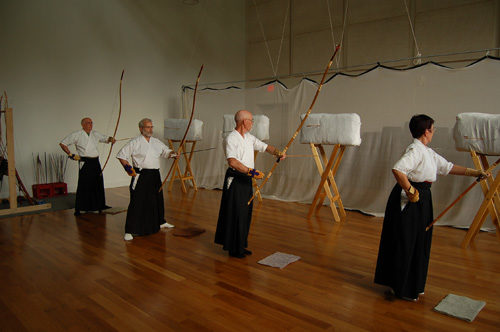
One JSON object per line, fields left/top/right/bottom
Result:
{"left": 1, "top": 186, "right": 499, "bottom": 331}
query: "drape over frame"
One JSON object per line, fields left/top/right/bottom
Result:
{"left": 182, "top": 57, "right": 500, "bottom": 229}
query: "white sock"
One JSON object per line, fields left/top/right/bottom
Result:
{"left": 124, "top": 233, "right": 133, "bottom": 240}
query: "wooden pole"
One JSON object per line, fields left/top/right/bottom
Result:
{"left": 426, "top": 157, "right": 500, "bottom": 231}
{"left": 461, "top": 172, "right": 500, "bottom": 248}
{"left": 5, "top": 108, "right": 17, "bottom": 209}
{"left": 425, "top": 180, "right": 479, "bottom": 231}
{"left": 0, "top": 107, "right": 51, "bottom": 216}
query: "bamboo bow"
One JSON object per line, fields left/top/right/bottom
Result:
{"left": 101, "top": 70, "right": 124, "bottom": 174}
{"left": 248, "top": 44, "right": 341, "bottom": 205}
{"left": 159, "top": 64, "right": 204, "bottom": 192}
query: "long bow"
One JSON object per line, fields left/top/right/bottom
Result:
{"left": 248, "top": 44, "right": 341, "bottom": 205}
{"left": 101, "top": 69, "right": 124, "bottom": 174}
{"left": 425, "top": 157, "right": 500, "bottom": 231}
{"left": 159, "top": 64, "right": 204, "bottom": 192}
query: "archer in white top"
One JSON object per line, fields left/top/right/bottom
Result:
{"left": 116, "top": 118, "right": 178, "bottom": 241}
{"left": 60, "top": 117, "right": 113, "bottom": 158}
{"left": 393, "top": 138, "right": 453, "bottom": 183}
{"left": 224, "top": 110, "right": 285, "bottom": 177}
{"left": 392, "top": 122, "right": 488, "bottom": 202}
{"left": 375, "top": 114, "right": 489, "bottom": 302}
{"left": 215, "top": 110, "right": 286, "bottom": 258}
{"left": 117, "top": 135, "right": 173, "bottom": 170}
{"left": 225, "top": 130, "right": 268, "bottom": 169}
{"left": 59, "top": 117, "right": 114, "bottom": 216}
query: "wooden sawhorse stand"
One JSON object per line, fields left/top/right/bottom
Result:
{"left": 307, "top": 143, "right": 346, "bottom": 222}
{"left": 167, "top": 139, "right": 198, "bottom": 193}
{"left": 0, "top": 107, "right": 51, "bottom": 216}
{"left": 461, "top": 150, "right": 500, "bottom": 248}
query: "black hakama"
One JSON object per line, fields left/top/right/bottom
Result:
{"left": 374, "top": 182, "right": 433, "bottom": 299}
{"left": 125, "top": 169, "right": 164, "bottom": 236}
{"left": 215, "top": 168, "right": 253, "bottom": 256}
{"left": 75, "top": 157, "right": 107, "bottom": 212}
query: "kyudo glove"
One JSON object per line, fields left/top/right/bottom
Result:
{"left": 124, "top": 164, "right": 137, "bottom": 177}
{"left": 405, "top": 185, "right": 419, "bottom": 203}
{"left": 247, "top": 168, "right": 264, "bottom": 179}
{"left": 68, "top": 153, "right": 81, "bottom": 161}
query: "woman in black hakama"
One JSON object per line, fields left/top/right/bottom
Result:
{"left": 374, "top": 114, "right": 488, "bottom": 302}
{"left": 374, "top": 181, "right": 433, "bottom": 300}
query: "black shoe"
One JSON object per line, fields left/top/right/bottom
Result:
{"left": 244, "top": 249, "right": 252, "bottom": 255}
{"left": 229, "top": 252, "right": 245, "bottom": 258}
{"left": 74, "top": 210, "right": 81, "bottom": 216}
{"left": 401, "top": 296, "right": 418, "bottom": 302}
{"left": 99, "top": 205, "right": 111, "bottom": 213}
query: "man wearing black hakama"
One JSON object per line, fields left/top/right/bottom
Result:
{"left": 215, "top": 168, "right": 254, "bottom": 257}
{"left": 117, "top": 118, "right": 178, "bottom": 241}
{"left": 215, "top": 110, "right": 285, "bottom": 258}
{"left": 125, "top": 168, "right": 165, "bottom": 236}
{"left": 374, "top": 114, "right": 488, "bottom": 301}
{"left": 75, "top": 157, "right": 106, "bottom": 213}
{"left": 60, "top": 117, "right": 115, "bottom": 216}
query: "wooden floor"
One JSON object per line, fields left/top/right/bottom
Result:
{"left": 1, "top": 186, "right": 500, "bottom": 331}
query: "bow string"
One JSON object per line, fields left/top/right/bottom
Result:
{"left": 101, "top": 69, "right": 124, "bottom": 174}
{"left": 159, "top": 64, "right": 204, "bottom": 192}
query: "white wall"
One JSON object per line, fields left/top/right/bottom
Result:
{"left": 0, "top": 0, "right": 245, "bottom": 195}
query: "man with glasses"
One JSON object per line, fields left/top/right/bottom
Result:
{"left": 215, "top": 110, "right": 285, "bottom": 258}
{"left": 117, "top": 118, "right": 178, "bottom": 241}
{"left": 60, "top": 117, "right": 115, "bottom": 216}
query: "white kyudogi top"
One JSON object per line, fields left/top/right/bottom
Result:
{"left": 393, "top": 138, "right": 454, "bottom": 209}
{"left": 60, "top": 130, "right": 109, "bottom": 157}
{"left": 393, "top": 139, "right": 453, "bottom": 182}
{"left": 116, "top": 135, "right": 172, "bottom": 170}
{"left": 225, "top": 130, "right": 268, "bottom": 169}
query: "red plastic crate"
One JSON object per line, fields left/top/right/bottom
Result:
{"left": 32, "top": 184, "right": 52, "bottom": 199}
{"left": 32, "top": 182, "right": 67, "bottom": 199}
{"left": 52, "top": 182, "right": 67, "bottom": 196}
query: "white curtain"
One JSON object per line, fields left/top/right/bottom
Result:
{"left": 179, "top": 58, "right": 500, "bottom": 229}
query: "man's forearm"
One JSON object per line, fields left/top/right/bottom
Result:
{"left": 265, "top": 145, "right": 276, "bottom": 155}
{"left": 118, "top": 158, "right": 130, "bottom": 167}
{"left": 59, "top": 143, "right": 71, "bottom": 155}
{"left": 228, "top": 158, "right": 249, "bottom": 174}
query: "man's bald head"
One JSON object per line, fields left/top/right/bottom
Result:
{"left": 234, "top": 110, "right": 254, "bottom": 135}
{"left": 81, "top": 117, "right": 92, "bottom": 126}
{"left": 235, "top": 110, "right": 252, "bottom": 123}
{"left": 81, "top": 117, "right": 93, "bottom": 133}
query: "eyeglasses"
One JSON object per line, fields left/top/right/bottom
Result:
{"left": 245, "top": 118, "right": 254, "bottom": 123}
